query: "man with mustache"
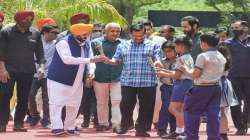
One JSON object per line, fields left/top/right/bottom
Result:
{"left": 0, "top": 10, "right": 45, "bottom": 132}
{"left": 47, "top": 23, "right": 105, "bottom": 136}
{"left": 181, "top": 16, "right": 202, "bottom": 61}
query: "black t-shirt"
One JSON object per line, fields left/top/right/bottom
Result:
{"left": 0, "top": 25, "right": 45, "bottom": 73}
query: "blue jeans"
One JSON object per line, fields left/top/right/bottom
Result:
{"left": 157, "top": 84, "right": 176, "bottom": 133}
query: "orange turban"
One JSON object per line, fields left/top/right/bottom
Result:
{"left": 70, "top": 13, "right": 90, "bottom": 25}
{"left": 14, "top": 10, "right": 34, "bottom": 22}
{"left": 0, "top": 12, "right": 4, "bottom": 21}
{"left": 70, "top": 23, "right": 93, "bottom": 36}
{"left": 36, "top": 18, "right": 57, "bottom": 31}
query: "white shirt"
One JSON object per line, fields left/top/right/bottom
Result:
{"left": 47, "top": 39, "right": 95, "bottom": 107}
{"left": 175, "top": 52, "right": 194, "bottom": 80}
{"left": 194, "top": 49, "right": 226, "bottom": 85}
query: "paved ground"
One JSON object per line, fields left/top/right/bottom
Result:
{"left": 0, "top": 117, "right": 250, "bottom": 140}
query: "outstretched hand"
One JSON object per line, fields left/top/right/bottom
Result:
{"left": 91, "top": 55, "right": 107, "bottom": 63}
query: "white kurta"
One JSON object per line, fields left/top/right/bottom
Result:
{"left": 47, "top": 40, "right": 94, "bottom": 107}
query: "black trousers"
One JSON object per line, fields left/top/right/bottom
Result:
{"left": 120, "top": 86, "right": 156, "bottom": 132}
{"left": 28, "top": 78, "right": 49, "bottom": 122}
{"left": 0, "top": 72, "right": 33, "bottom": 126}
{"left": 80, "top": 87, "right": 98, "bottom": 125}
{"left": 229, "top": 77, "right": 250, "bottom": 130}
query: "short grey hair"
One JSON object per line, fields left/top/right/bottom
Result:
{"left": 104, "top": 22, "right": 121, "bottom": 31}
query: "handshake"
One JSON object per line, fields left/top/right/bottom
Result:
{"left": 90, "top": 55, "right": 112, "bottom": 64}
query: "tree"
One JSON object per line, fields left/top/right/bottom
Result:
{"left": 205, "top": 0, "right": 250, "bottom": 12}
{"left": 0, "top": 0, "right": 128, "bottom": 30}
{"left": 205, "top": 0, "right": 250, "bottom": 26}
{"left": 108, "top": 0, "right": 168, "bottom": 25}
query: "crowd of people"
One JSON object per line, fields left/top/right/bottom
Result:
{"left": 0, "top": 10, "right": 250, "bottom": 140}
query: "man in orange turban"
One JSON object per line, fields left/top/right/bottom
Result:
{"left": 36, "top": 18, "right": 57, "bottom": 31}
{"left": 57, "top": 12, "right": 90, "bottom": 40}
{"left": 47, "top": 23, "right": 105, "bottom": 136}
{"left": 26, "top": 17, "right": 59, "bottom": 128}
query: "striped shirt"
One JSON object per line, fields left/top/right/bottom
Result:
{"left": 113, "top": 39, "right": 161, "bottom": 87}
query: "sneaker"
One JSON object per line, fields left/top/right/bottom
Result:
{"left": 176, "top": 135, "right": 187, "bottom": 140}
{"left": 135, "top": 131, "right": 150, "bottom": 137}
{"left": 161, "top": 132, "right": 184, "bottom": 139}
{"left": 66, "top": 130, "right": 80, "bottom": 136}
{"left": 51, "top": 129, "right": 65, "bottom": 136}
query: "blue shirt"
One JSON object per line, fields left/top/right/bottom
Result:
{"left": 113, "top": 39, "right": 161, "bottom": 87}
{"left": 34, "top": 37, "right": 56, "bottom": 78}
{"left": 224, "top": 36, "right": 250, "bottom": 78}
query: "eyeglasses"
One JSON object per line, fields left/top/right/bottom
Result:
{"left": 93, "top": 30, "right": 102, "bottom": 33}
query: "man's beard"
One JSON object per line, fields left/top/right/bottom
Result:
{"left": 75, "top": 36, "right": 87, "bottom": 47}
{"left": 18, "top": 22, "right": 32, "bottom": 30}
{"left": 184, "top": 27, "right": 195, "bottom": 37}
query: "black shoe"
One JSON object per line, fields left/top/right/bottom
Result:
{"left": 25, "top": 116, "right": 33, "bottom": 124}
{"left": 113, "top": 127, "right": 127, "bottom": 134}
{"left": 30, "top": 116, "right": 41, "bottom": 127}
{"left": 157, "top": 130, "right": 167, "bottom": 137}
{"left": 74, "top": 126, "right": 82, "bottom": 132}
{"left": 220, "top": 133, "right": 229, "bottom": 140}
{"left": 96, "top": 125, "right": 110, "bottom": 132}
{"left": 40, "top": 119, "right": 51, "bottom": 129}
{"left": 161, "top": 132, "right": 183, "bottom": 139}
{"left": 135, "top": 131, "right": 150, "bottom": 137}
{"left": 13, "top": 125, "right": 27, "bottom": 132}
{"left": 81, "top": 122, "right": 89, "bottom": 128}
{"left": 51, "top": 129, "right": 65, "bottom": 136}
{"left": 0, "top": 126, "right": 6, "bottom": 133}
{"left": 235, "top": 129, "right": 247, "bottom": 135}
